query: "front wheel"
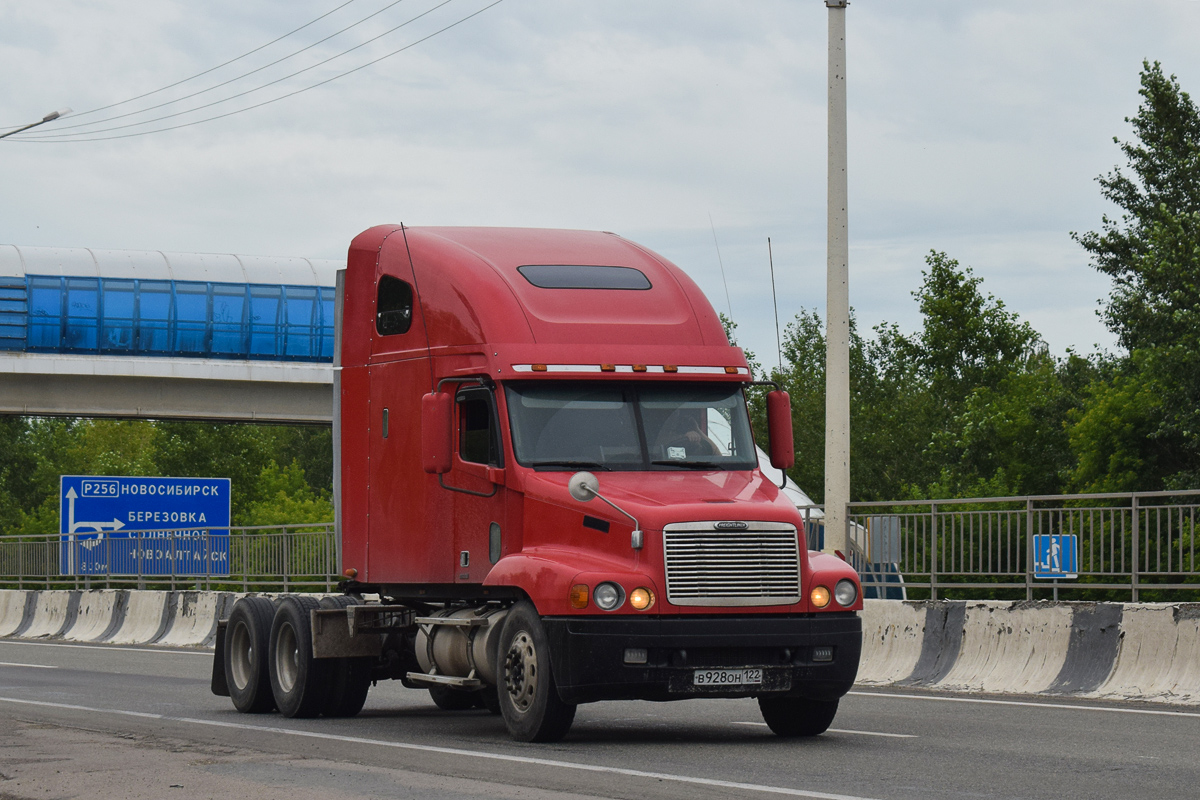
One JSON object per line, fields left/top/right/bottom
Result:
{"left": 496, "top": 601, "right": 576, "bottom": 742}
{"left": 757, "top": 696, "right": 839, "bottom": 737}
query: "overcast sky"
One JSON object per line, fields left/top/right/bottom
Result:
{"left": 4, "top": 0, "right": 1200, "bottom": 368}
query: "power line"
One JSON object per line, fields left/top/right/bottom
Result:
{"left": 13, "top": 0, "right": 505, "bottom": 143}
{"left": 72, "top": 0, "right": 365, "bottom": 120}
{"left": 47, "top": 0, "right": 412, "bottom": 133}
{"left": 16, "top": 0, "right": 469, "bottom": 142}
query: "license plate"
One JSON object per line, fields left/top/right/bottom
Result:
{"left": 693, "top": 668, "right": 763, "bottom": 687}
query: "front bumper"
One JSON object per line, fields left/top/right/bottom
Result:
{"left": 542, "top": 612, "right": 861, "bottom": 704}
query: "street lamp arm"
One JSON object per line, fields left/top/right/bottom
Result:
{"left": 0, "top": 107, "right": 73, "bottom": 140}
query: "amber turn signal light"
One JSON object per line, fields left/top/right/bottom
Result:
{"left": 810, "top": 585, "right": 831, "bottom": 608}
{"left": 569, "top": 584, "right": 590, "bottom": 609}
{"left": 342, "top": 567, "right": 358, "bottom": 579}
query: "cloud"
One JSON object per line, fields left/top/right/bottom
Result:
{"left": 4, "top": 0, "right": 1200, "bottom": 363}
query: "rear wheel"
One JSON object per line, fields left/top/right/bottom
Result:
{"left": 496, "top": 601, "right": 576, "bottom": 742}
{"left": 317, "top": 596, "right": 373, "bottom": 718}
{"left": 269, "top": 595, "right": 330, "bottom": 718}
{"left": 757, "top": 696, "right": 839, "bottom": 737}
{"left": 224, "top": 597, "right": 276, "bottom": 713}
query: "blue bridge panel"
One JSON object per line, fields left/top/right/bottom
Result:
{"left": 20, "top": 275, "right": 335, "bottom": 363}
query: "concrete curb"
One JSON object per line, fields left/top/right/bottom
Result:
{"left": 2, "top": 591, "right": 1198, "bottom": 706}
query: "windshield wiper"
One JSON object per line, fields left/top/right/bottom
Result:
{"left": 529, "top": 460, "right": 611, "bottom": 471}
{"left": 651, "top": 460, "right": 724, "bottom": 470}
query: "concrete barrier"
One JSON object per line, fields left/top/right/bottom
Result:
{"left": 157, "top": 592, "right": 240, "bottom": 647}
{"left": 2, "top": 591, "right": 1199, "bottom": 707}
{"left": 1091, "top": 603, "right": 1200, "bottom": 704}
{"left": 104, "top": 590, "right": 170, "bottom": 645}
{"left": 0, "top": 590, "right": 33, "bottom": 637}
{"left": 18, "top": 590, "right": 76, "bottom": 638}
{"left": 62, "top": 590, "right": 122, "bottom": 643}
{"left": 860, "top": 599, "right": 1200, "bottom": 706}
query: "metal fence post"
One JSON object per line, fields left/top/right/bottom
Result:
{"left": 1026, "top": 498, "right": 1034, "bottom": 601}
{"left": 930, "top": 502, "right": 938, "bottom": 600}
{"left": 137, "top": 529, "right": 144, "bottom": 590}
{"left": 325, "top": 524, "right": 333, "bottom": 591}
{"left": 282, "top": 526, "right": 290, "bottom": 593}
{"left": 1131, "top": 494, "right": 1140, "bottom": 602}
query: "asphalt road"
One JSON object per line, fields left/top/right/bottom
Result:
{"left": 0, "top": 638, "right": 1197, "bottom": 800}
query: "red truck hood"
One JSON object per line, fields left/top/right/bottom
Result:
{"left": 521, "top": 468, "right": 804, "bottom": 531}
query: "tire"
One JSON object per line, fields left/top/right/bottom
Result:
{"left": 269, "top": 595, "right": 330, "bottom": 718}
{"left": 757, "top": 696, "right": 839, "bottom": 737}
{"left": 429, "top": 685, "right": 478, "bottom": 711}
{"left": 496, "top": 601, "right": 576, "bottom": 742}
{"left": 317, "top": 596, "right": 373, "bottom": 718}
{"left": 476, "top": 686, "right": 501, "bottom": 715}
{"left": 223, "top": 597, "right": 276, "bottom": 713}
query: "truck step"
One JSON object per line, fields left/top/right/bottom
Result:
{"left": 405, "top": 671, "right": 483, "bottom": 689}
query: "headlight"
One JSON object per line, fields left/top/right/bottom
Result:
{"left": 593, "top": 582, "right": 625, "bottom": 611}
{"left": 834, "top": 579, "right": 858, "bottom": 607}
{"left": 629, "top": 587, "right": 655, "bottom": 610}
{"left": 810, "top": 585, "right": 831, "bottom": 608}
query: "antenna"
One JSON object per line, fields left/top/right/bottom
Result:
{"left": 768, "top": 237, "right": 782, "bottom": 375}
{"left": 708, "top": 213, "right": 733, "bottom": 319}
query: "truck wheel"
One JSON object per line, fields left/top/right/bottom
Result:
{"left": 429, "top": 685, "right": 478, "bottom": 711}
{"left": 757, "top": 696, "right": 839, "bottom": 737}
{"left": 269, "top": 595, "right": 330, "bottom": 718}
{"left": 476, "top": 686, "right": 501, "bottom": 715}
{"left": 317, "top": 597, "right": 372, "bottom": 718}
{"left": 224, "top": 597, "right": 276, "bottom": 713}
{"left": 496, "top": 601, "right": 576, "bottom": 742}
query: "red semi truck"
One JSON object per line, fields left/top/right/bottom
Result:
{"left": 212, "top": 225, "right": 862, "bottom": 742}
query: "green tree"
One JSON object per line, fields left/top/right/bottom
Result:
{"left": 1072, "top": 61, "right": 1200, "bottom": 489}
{"left": 240, "top": 460, "right": 334, "bottom": 526}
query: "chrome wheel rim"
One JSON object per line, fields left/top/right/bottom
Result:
{"left": 274, "top": 622, "right": 299, "bottom": 693}
{"left": 229, "top": 620, "right": 254, "bottom": 691}
{"left": 504, "top": 631, "right": 538, "bottom": 713}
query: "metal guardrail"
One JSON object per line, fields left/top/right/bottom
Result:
{"left": 7, "top": 490, "right": 1199, "bottom": 600}
{"left": 845, "top": 490, "right": 1200, "bottom": 601}
{"left": 0, "top": 524, "right": 337, "bottom": 591}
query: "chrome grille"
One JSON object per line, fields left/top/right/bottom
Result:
{"left": 662, "top": 522, "right": 801, "bottom": 606}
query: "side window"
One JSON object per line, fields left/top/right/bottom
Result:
{"left": 458, "top": 389, "right": 501, "bottom": 466}
{"left": 376, "top": 275, "right": 413, "bottom": 336}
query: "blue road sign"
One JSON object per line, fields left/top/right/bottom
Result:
{"left": 60, "top": 476, "right": 231, "bottom": 577}
{"left": 1034, "top": 534, "right": 1078, "bottom": 580}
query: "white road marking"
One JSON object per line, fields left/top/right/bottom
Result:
{"left": 0, "top": 662, "right": 59, "bottom": 670}
{"left": 0, "top": 640, "right": 210, "bottom": 656}
{"left": 0, "top": 696, "right": 885, "bottom": 800}
{"left": 732, "top": 722, "right": 915, "bottom": 738}
{"left": 851, "top": 691, "right": 1200, "bottom": 719}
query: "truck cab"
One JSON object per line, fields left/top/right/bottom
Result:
{"left": 214, "top": 225, "right": 861, "bottom": 742}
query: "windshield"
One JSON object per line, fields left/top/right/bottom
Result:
{"left": 505, "top": 381, "right": 758, "bottom": 471}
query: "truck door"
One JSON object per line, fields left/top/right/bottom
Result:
{"left": 450, "top": 384, "right": 507, "bottom": 583}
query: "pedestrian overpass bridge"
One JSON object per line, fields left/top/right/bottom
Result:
{"left": 0, "top": 245, "right": 339, "bottom": 423}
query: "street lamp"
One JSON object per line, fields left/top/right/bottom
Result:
{"left": 0, "top": 108, "right": 73, "bottom": 140}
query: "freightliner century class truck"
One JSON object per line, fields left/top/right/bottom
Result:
{"left": 212, "top": 225, "right": 863, "bottom": 742}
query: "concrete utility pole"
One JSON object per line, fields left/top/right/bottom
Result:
{"left": 824, "top": 0, "right": 850, "bottom": 556}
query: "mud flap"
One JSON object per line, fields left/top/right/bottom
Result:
{"left": 210, "top": 619, "right": 230, "bottom": 696}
